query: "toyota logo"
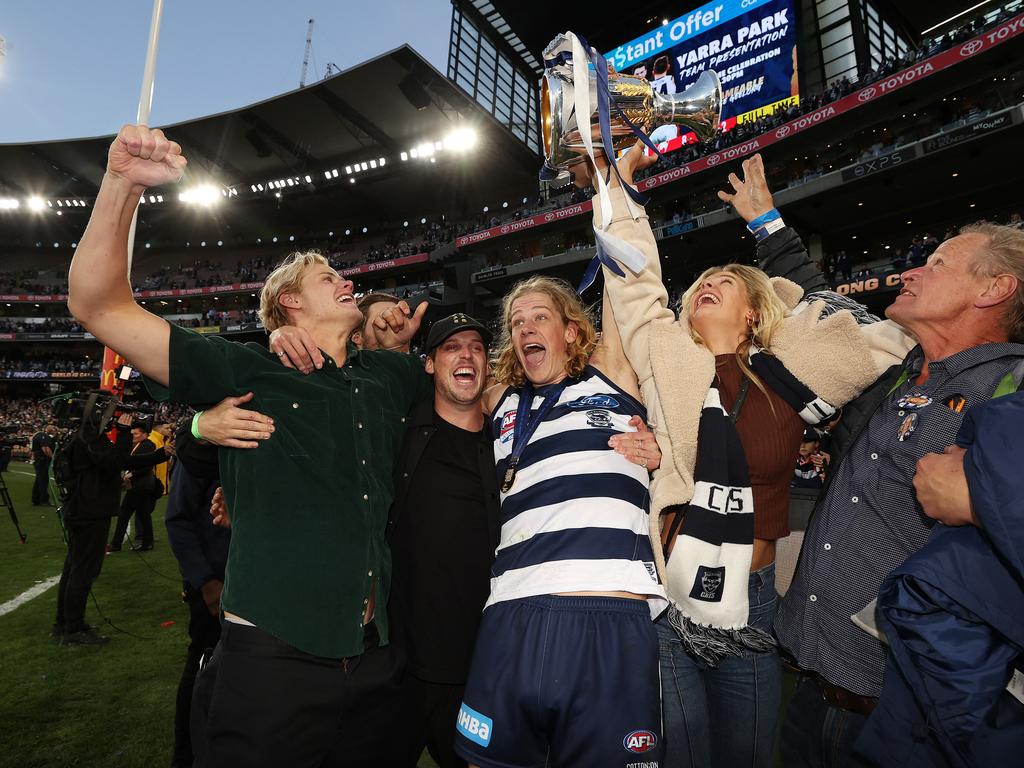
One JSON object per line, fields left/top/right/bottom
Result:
{"left": 707, "top": 154, "right": 720, "bottom": 166}
{"left": 858, "top": 87, "right": 876, "bottom": 102}
{"left": 775, "top": 125, "right": 791, "bottom": 138}
{"left": 544, "top": 213, "right": 555, "bottom": 222}
{"left": 500, "top": 225, "right": 510, "bottom": 234}
{"left": 960, "top": 40, "right": 984, "bottom": 57}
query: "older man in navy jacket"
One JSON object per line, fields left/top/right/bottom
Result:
{"left": 857, "top": 388, "right": 1024, "bottom": 766}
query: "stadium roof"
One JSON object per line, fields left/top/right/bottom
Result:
{"left": 0, "top": 45, "right": 541, "bottom": 247}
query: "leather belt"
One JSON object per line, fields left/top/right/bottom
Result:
{"left": 810, "top": 671, "right": 877, "bottom": 716}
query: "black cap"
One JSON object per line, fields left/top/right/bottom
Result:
{"left": 425, "top": 313, "right": 492, "bottom": 352}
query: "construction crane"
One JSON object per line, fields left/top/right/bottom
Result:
{"left": 299, "top": 18, "right": 314, "bottom": 88}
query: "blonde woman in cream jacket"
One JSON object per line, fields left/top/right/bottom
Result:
{"left": 574, "top": 146, "right": 912, "bottom": 768}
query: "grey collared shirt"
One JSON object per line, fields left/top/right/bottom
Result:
{"left": 775, "top": 342, "right": 1024, "bottom": 697}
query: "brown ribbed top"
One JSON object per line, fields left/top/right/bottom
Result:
{"left": 715, "top": 354, "right": 804, "bottom": 540}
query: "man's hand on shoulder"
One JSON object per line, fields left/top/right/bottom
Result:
{"left": 269, "top": 326, "right": 323, "bottom": 373}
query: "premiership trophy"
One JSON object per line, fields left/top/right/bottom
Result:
{"left": 540, "top": 33, "right": 723, "bottom": 175}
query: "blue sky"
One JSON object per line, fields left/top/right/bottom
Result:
{"left": 0, "top": 0, "right": 452, "bottom": 143}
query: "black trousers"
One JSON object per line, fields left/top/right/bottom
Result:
{"left": 55, "top": 518, "right": 110, "bottom": 633}
{"left": 396, "top": 672, "right": 467, "bottom": 768}
{"left": 110, "top": 487, "right": 156, "bottom": 548}
{"left": 192, "top": 619, "right": 405, "bottom": 768}
{"left": 172, "top": 588, "right": 222, "bottom": 768}
{"left": 32, "top": 458, "right": 50, "bottom": 505}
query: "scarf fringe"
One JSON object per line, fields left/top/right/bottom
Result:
{"left": 666, "top": 604, "right": 777, "bottom": 667}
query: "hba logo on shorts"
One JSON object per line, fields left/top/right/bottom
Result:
{"left": 623, "top": 729, "right": 658, "bottom": 753}
{"left": 456, "top": 703, "right": 492, "bottom": 747}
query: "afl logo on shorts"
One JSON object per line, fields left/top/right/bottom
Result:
{"left": 623, "top": 729, "right": 658, "bottom": 753}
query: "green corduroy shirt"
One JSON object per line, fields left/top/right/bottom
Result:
{"left": 147, "top": 323, "right": 430, "bottom": 658}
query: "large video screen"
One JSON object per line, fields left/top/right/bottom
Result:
{"left": 604, "top": 0, "right": 798, "bottom": 148}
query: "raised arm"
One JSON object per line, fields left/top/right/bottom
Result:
{"left": 68, "top": 125, "right": 188, "bottom": 387}
{"left": 574, "top": 143, "right": 674, "bottom": 386}
{"left": 718, "top": 154, "right": 828, "bottom": 292}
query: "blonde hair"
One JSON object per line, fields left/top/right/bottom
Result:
{"left": 960, "top": 223, "right": 1024, "bottom": 343}
{"left": 679, "top": 264, "right": 788, "bottom": 408}
{"left": 258, "top": 251, "right": 331, "bottom": 331}
{"left": 492, "top": 275, "right": 597, "bottom": 387}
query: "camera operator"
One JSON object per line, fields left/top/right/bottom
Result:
{"left": 31, "top": 423, "right": 55, "bottom": 506}
{"left": 54, "top": 409, "right": 173, "bottom": 645}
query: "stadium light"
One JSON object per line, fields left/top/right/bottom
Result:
{"left": 401, "top": 152, "right": 408, "bottom": 161}
{"left": 361, "top": 227, "right": 367, "bottom": 233}
{"left": 379, "top": 157, "right": 386, "bottom": 167}
{"left": 345, "top": 165, "right": 352, "bottom": 174}
{"left": 0, "top": 198, "right": 19, "bottom": 210}
{"left": 369, "top": 159, "right": 377, "bottom": 169}
{"left": 444, "top": 128, "right": 478, "bottom": 151}
{"left": 420, "top": 218, "right": 426, "bottom": 224}
{"left": 27, "top": 196, "right": 46, "bottom": 211}
{"left": 179, "top": 185, "right": 222, "bottom": 206}
{"left": 304, "top": 175, "right": 312, "bottom": 183}
{"left": 345, "top": 229, "right": 351, "bottom": 235}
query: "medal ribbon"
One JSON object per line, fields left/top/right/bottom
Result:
{"left": 502, "top": 378, "right": 573, "bottom": 492}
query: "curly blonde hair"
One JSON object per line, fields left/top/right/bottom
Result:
{"left": 258, "top": 251, "right": 331, "bottom": 331}
{"left": 680, "top": 264, "right": 788, "bottom": 408}
{"left": 492, "top": 276, "right": 597, "bottom": 387}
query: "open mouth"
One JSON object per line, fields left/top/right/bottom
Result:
{"left": 452, "top": 366, "right": 478, "bottom": 385}
{"left": 693, "top": 291, "right": 721, "bottom": 310}
{"left": 336, "top": 294, "right": 355, "bottom": 305}
{"left": 521, "top": 342, "right": 546, "bottom": 368}
{"left": 897, "top": 288, "right": 916, "bottom": 299}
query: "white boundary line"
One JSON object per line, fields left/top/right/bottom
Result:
{"left": 0, "top": 575, "right": 61, "bottom": 617}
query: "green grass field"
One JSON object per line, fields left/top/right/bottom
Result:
{"left": 0, "top": 463, "right": 441, "bottom": 768}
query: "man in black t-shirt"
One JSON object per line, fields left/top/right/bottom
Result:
{"left": 387, "top": 314, "right": 499, "bottom": 768}
{"left": 31, "top": 424, "right": 55, "bottom": 506}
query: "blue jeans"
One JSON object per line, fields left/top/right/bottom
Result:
{"left": 778, "top": 675, "right": 871, "bottom": 768}
{"left": 657, "top": 561, "right": 782, "bottom": 768}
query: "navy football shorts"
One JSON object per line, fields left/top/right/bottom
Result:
{"left": 453, "top": 595, "right": 663, "bottom": 768}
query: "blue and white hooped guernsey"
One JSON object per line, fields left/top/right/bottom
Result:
{"left": 489, "top": 365, "right": 668, "bottom": 618}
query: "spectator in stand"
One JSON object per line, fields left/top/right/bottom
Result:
{"left": 792, "top": 429, "right": 828, "bottom": 489}
{"left": 890, "top": 248, "right": 907, "bottom": 273}
{"left": 837, "top": 250, "right": 852, "bottom": 281}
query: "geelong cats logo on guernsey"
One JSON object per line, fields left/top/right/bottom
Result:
{"left": 623, "top": 729, "right": 658, "bottom": 753}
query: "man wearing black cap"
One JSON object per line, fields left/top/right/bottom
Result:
{"left": 388, "top": 313, "right": 500, "bottom": 768}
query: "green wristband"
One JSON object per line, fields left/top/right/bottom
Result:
{"left": 191, "top": 411, "right": 205, "bottom": 441}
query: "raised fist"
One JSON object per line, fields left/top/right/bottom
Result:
{"left": 107, "top": 124, "right": 187, "bottom": 190}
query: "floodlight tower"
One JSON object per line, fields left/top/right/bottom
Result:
{"left": 300, "top": 19, "right": 314, "bottom": 87}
